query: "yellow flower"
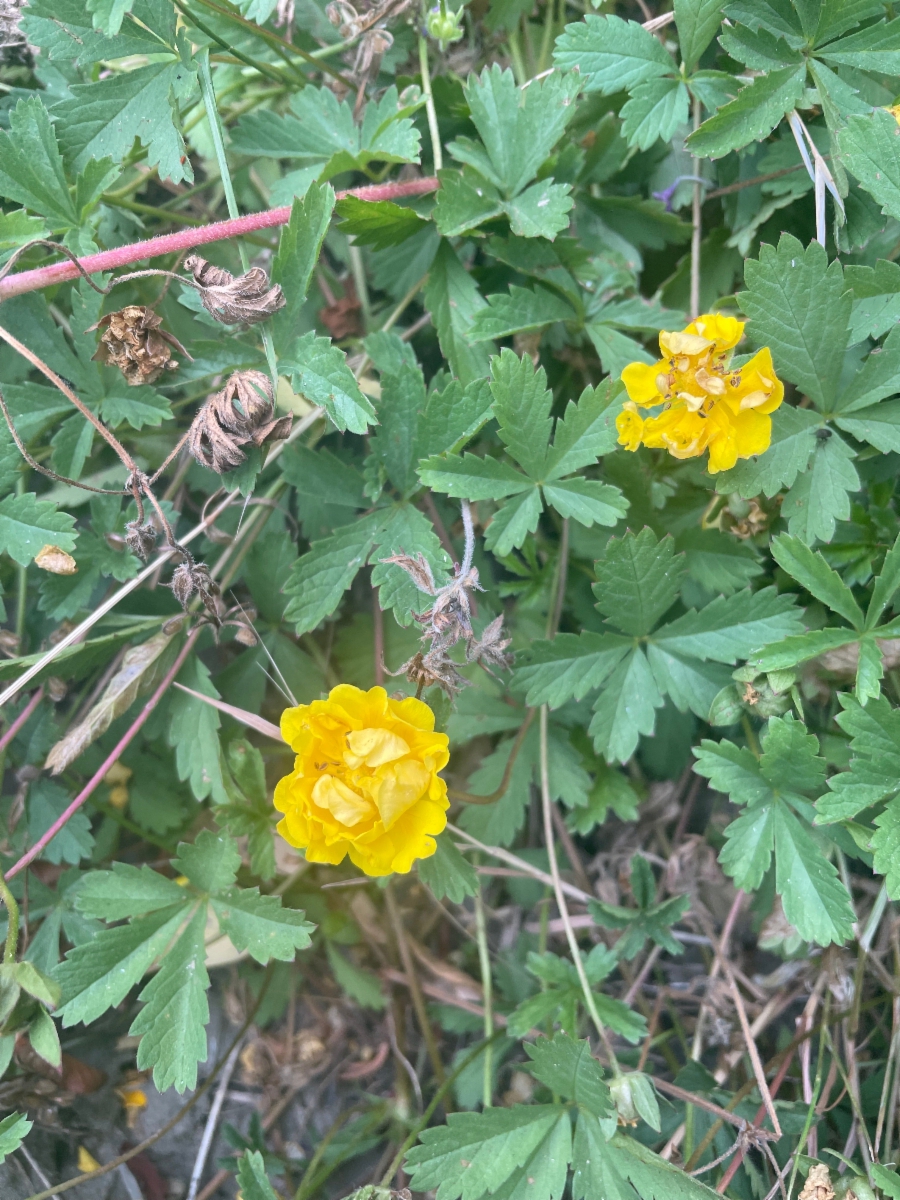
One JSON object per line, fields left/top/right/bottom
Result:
{"left": 274, "top": 685, "right": 450, "bottom": 877}
{"left": 617, "top": 314, "right": 783, "bottom": 473}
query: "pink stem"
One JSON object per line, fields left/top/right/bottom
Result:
{"left": 0, "top": 177, "right": 440, "bottom": 301}
{"left": 5, "top": 629, "right": 201, "bottom": 880}
{"left": 0, "top": 687, "right": 44, "bottom": 753}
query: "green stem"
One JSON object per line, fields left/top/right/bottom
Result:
{"left": 197, "top": 50, "right": 279, "bottom": 387}
{"left": 474, "top": 861, "right": 494, "bottom": 1109}
{"left": 537, "top": 0, "right": 555, "bottom": 75}
{"left": 418, "top": 35, "right": 443, "bottom": 173}
{"left": 0, "top": 871, "right": 19, "bottom": 963}
{"left": 15, "top": 477, "right": 26, "bottom": 649}
{"left": 507, "top": 29, "right": 527, "bottom": 85}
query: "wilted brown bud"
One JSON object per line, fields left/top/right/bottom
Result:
{"left": 35, "top": 545, "right": 77, "bottom": 575}
{"left": 46, "top": 677, "right": 67, "bottom": 703}
{"left": 187, "top": 370, "right": 292, "bottom": 475}
{"left": 125, "top": 521, "right": 158, "bottom": 561}
{"left": 169, "top": 560, "right": 221, "bottom": 619}
{"left": 89, "top": 306, "right": 190, "bottom": 386}
{"left": 233, "top": 623, "right": 258, "bottom": 646}
{"left": 105, "top": 532, "right": 128, "bottom": 552}
{"left": 466, "top": 615, "right": 514, "bottom": 674}
{"left": 183, "top": 255, "right": 285, "bottom": 326}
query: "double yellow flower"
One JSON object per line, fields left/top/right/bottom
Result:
{"left": 616, "top": 314, "right": 784, "bottom": 473}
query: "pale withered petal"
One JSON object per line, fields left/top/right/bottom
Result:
{"left": 466, "top": 614, "right": 514, "bottom": 674}
{"left": 184, "top": 255, "right": 285, "bottom": 326}
{"left": 89, "top": 306, "right": 190, "bottom": 386}
{"left": 187, "top": 370, "right": 293, "bottom": 475}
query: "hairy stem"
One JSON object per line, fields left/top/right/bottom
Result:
{"left": 0, "top": 688, "right": 44, "bottom": 755}
{"left": 0, "top": 870, "right": 19, "bottom": 963}
{"left": 0, "top": 179, "right": 439, "bottom": 301}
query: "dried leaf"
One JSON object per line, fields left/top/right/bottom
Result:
{"left": 171, "top": 682, "right": 283, "bottom": 741}
{"left": 187, "top": 370, "right": 292, "bottom": 475}
{"left": 44, "top": 629, "right": 176, "bottom": 774}
{"left": 90, "top": 306, "right": 190, "bottom": 386}
{"left": 34, "top": 545, "right": 77, "bottom": 575}
{"left": 183, "top": 255, "right": 285, "bottom": 326}
{"left": 799, "top": 1165, "right": 834, "bottom": 1200}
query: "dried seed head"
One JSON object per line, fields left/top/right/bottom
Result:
{"left": 187, "top": 370, "right": 293, "bottom": 475}
{"left": 183, "top": 255, "right": 286, "bottom": 326}
{"left": 89, "top": 306, "right": 190, "bottom": 386}
{"left": 169, "top": 559, "right": 221, "bottom": 620}
{"left": 233, "top": 623, "right": 258, "bottom": 646}
{"left": 388, "top": 647, "right": 469, "bottom": 698}
{"left": 34, "top": 545, "right": 77, "bottom": 575}
{"left": 799, "top": 1165, "right": 834, "bottom": 1200}
{"left": 465, "top": 614, "right": 514, "bottom": 674}
{"left": 125, "top": 521, "right": 158, "bottom": 561}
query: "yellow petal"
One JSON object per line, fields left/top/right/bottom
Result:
{"left": 616, "top": 403, "right": 644, "bottom": 451}
{"left": 344, "top": 727, "right": 410, "bottom": 768}
{"left": 372, "top": 759, "right": 432, "bottom": 829}
{"left": 660, "top": 330, "right": 712, "bottom": 357}
{"left": 312, "top": 774, "right": 374, "bottom": 827}
{"left": 687, "top": 313, "right": 744, "bottom": 353}
{"left": 621, "top": 360, "right": 665, "bottom": 405}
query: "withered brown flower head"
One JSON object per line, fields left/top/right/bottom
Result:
{"left": 90, "top": 306, "right": 189, "bottom": 386}
{"left": 125, "top": 520, "right": 158, "bottom": 562}
{"left": 188, "top": 370, "right": 293, "bottom": 475}
{"left": 170, "top": 559, "right": 221, "bottom": 620}
{"left": 184, "top": 255, "right": 285, "bottom": 326}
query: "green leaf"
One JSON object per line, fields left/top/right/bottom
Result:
{"left": 653, "top": 587, "right": 804, "bottom": 663}
{"left": 544, "top": 380, "right": 624, "bottom": 477}
{"left": 174, "top": 829, "right": 241, "bottom": 894}
{"left": 715, "top": 404, "right": 819, "bottom": 498}
{"left": 819, "top": 695, "right": 900, "bottom": 821}
{"left": 837, "top": 108, "right": 900, "bottom": 224}
{"left": 424, "top": 241, "right": 493, "bottom": 385}
{"left": 418, "top": 451, "right": 533, "bottom": 500}
{"left": 781, "top": 431, "right": 860, "bottom": 545}
{"left": 586, "top": 322, "right": 654, "bottom": 378}
{"left": 675, "top": 0, "right": 724, "bottom": 70}
{"left": 818, "top": 18, "right": 900, "bottom": 73}
{"left": 468, "top": 285, "right": 576, "bottom": 342}
{"left": 741, "top": 234, "right": 850, "bottom": 411}
{"left": 370, "top": 504, "right": 452, "bottom": 624}
{"left": 589, "top": 648, "right": 664, "bottom": 763}
{"left": 514, "top": 632, "right": 633, "bottom": 707}
{"left": 759, "top": 711, "right": 826, "bottom": 794}
{"left": 834, "top": 326, "right": 900, "bottom": 414}
{"left": 0, "top": 97, "right": 77, "bottom": 227}
{"left": 211, "top": 889, "right": 314, "bottom": 964}
{"left": 86, "top": 0, "right": 134, "bottom": 36}
{"left": 55, "top": 60, "right": 196, "bottom": 185}
{"left": 0, "top": 1113, "right": 32, "bottom": 1164}
{"left": 686, "top": 65, "right": 807, "bottom": 159}
{"left": 771, "top": 534, "right": 865, "bottom": 627}
{"left": 282, "top": 332, "right": 376, "bottom": 434}
{"left": 543, "top": 478, "right": 628, "bottom": 528}
{"left": 132, "top": 904, "right": 210, "bottom": 1092}
{"left": 572, "top": 1116, "right": 635, "bottom": 1200}
{"left": 677, "top": 528, "right": 763, "bottom": 595}
{"left": 749, "top": 627, "right": 861, "bottom": 672}
{"left": 554, "top": 15, "right": 675, "bottom": 93}
{"left": 405, "top": 1104, "right": 570, "bottom": 1200}
{"left": 279, "top": 443, "right": 366, "bottom": 510}
{"left": 856, "top": 634, "right": 884, "bottom": 703}
{"left": 56, "top": 905, "right": 188, "bottom": 1027}
{"left": 28, "top": 1007, "right": 61, "bottom": 1069}
{"left": 371, "top": 362, "right": 427, "bottom": 496}
{"left": 418, "top": 377, "right": 495, "bottom": 458}
{"left": 693, "top": 738, "right": 769, "bottom": 806}
{"left": 773, "top": 804, "right": 856, "bottom": 944}
{"left": 283, "top": 512, "right": 381, "bottom": 634}
{"left": 28, "top": 779, "right": 94, "bottom": 866}
{"left": 872, "top": 1166, "right": 900, "bottom": 1200}
{"left": 867, "top": 530, "right": 900, "bottom": 628}
{"left": 417, "top": 831, "right": 479, "bottom": 903}
{"left": 23, "top": 0, "right": 166, "bottom": 63}
{"left": 603, "top": 1133, "right": 722, "bottom": 1200}
{"left": 335, "top": 195, "right": 425, "bottom": 249}
{"left": 326, "top": 942, "right": 386, "bottom": 1010}
{"left": 455, "top": 66, "right": 580, "bottom": 196}
{"left": 75, "top": 861, "right": 188, "bottom": 920}
{"left": 100, "top": 386, "right": 171, "bottom": 430}
{"left": 168, "top": 659, "right": 229, "bottom": 805}
{"left": 592, "top": 528, "right": 684, "bottom": 637}
{"left": 237, "top": 1152, "right": 280, "bottom": 1200}
{"left": 525, "top": 1033, "right": 613, "bottom": 1118}
{"left": 502, "top": 179, "right": 574, "bottom": 240}
{"left": 621, "top": 77, "right": 690, "bottom": 151}
{"left": 0, "top": 492, "right": 77, "bottom": 566}
{"left": 484, "top": 489, "right": 544, "bottom": 555}
{"left": 835, "top": 400, "right": 900, "bottom": 452}
{"left": 433, "top": 166, "right": 504, "bottom": 238}
{"left": 272, "top": 184, "right": 336, "bottom": 344}
{"left": 874, "top": 803, "right": 900, "bottom": 894}
{"left": 491, "top": 348, "right": 553, "bottom": 477}
{"left": 844, "top": 259, "right": 900, "bottom": 342}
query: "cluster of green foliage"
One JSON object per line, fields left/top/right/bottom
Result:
{"left": 0, "top": 0, "right": 900, "bottom": 1196}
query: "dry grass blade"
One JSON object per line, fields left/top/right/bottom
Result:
{"left": 171, "top": 683, "right": 283, "bottom": 741}
{"left": 44, "top": 630, "right": 177, "bottom": 774}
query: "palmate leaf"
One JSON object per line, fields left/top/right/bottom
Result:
{"left": 281, "top": 332, "right": 376, "bottom": 434}
{"left": 468, "top": 285, "right": 576, "bottom": 342}
{"left": 620, "top": 77, "right": 690, "bottom": 151}
{"left": 589, "top": 648, "right": 664, "bottom": 764}
{"left": 695, "top": 716, "right": 855, "bottom": 946}
{"left": 781, "top": 431, "right": 860, "bottom": 546}
{"left": 686, "top": 65, "right": 807, "bottom": 159}
{"left": 211, "top": 890, "right": 314, "bottom": 964}
{"left": 818, "top": 694, "right": 900, "bottom": 821}
{"left": 0, "top": 1113, "right": 32, "bottom": 1165}
{"left": 524, "top": 1034, "right": 614, "bottom": 1118}
{"left": 283, "top": 512, "right": 382, "bottom": 634}
{"left": 168, "top": 658, "right": 229, "bottom": 805}
{"left": 844, "top": 259, "right": 900, "bottom": 342}
{"left": 417, "top": 831, "right": 479, "bottom": 903}
{"left": 0, "top": 492, "right": 77, "bottom": 567}
{"left": 592, "top": 528, "right": 684, "bottom": 637}
{"left": 424, "top": 241, "right": 494, "bottom": 386}
{"left": 674, "top": 0, "right": 724, "bottom": 70}
{"left": 0, "top": 97, "right": 78, "bottom": 227}
{"left": 554, "top": 15, "right": 675, "bottom": 93}
{"left": 771, "top": 535, "right": 865, "bottom": 628}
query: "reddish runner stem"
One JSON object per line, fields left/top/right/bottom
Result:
{"left": 5, "top": 628, "right": 201, "bottom": 880}
{"left": 0, "top": 688, "right": 44, "bottom": 752}
{"left": 0, "top": 178, "right": 439, "bottom": 301}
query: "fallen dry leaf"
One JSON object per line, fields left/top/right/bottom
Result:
{"left": 35, "top": 545, "right": 77, "bottom": 575}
